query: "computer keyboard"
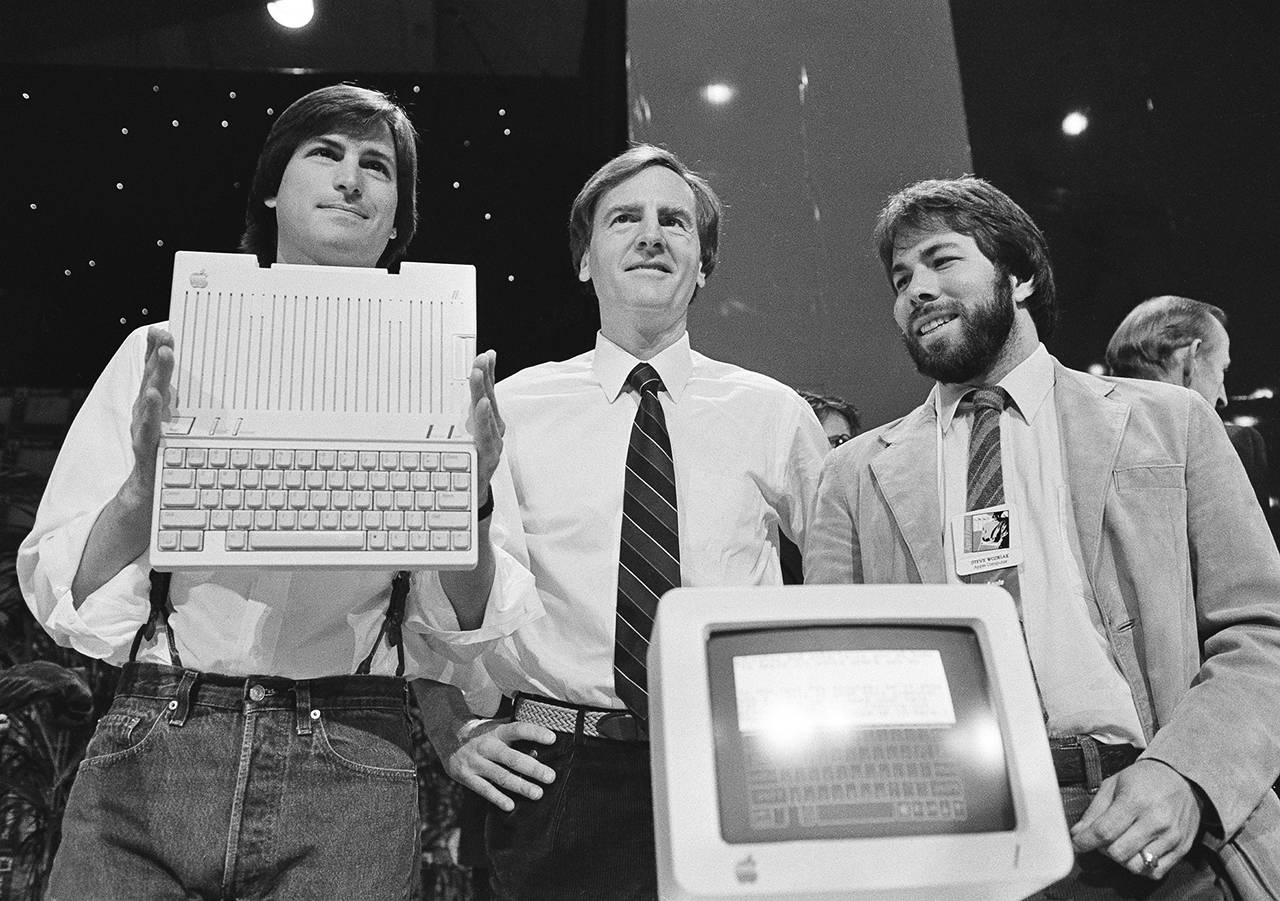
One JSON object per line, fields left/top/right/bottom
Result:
{"left": 154, "top": 443, "right": 475, "bottom": 566}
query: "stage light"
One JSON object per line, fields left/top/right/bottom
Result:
{"left": 703, "top": 83, "right": 734, "bottom": 105}
{"left": 1232, "top": 415, "right": 1260, "bottom": 428}
{"left": 1062, "top": 111, "right": 1088, "bottom": 136}
{"left": 268, "top": 0, "right": 314, "bottom": 29}
{"left": 1087, "top": 362, "right": 1106, "bottom": 375}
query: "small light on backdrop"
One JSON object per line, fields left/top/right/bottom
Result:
{"left": 1062, "top": 110, "right": 1089, "bottom": 136}
{"left": 703, "top": 83, "right": 734, "bottom": 105}
{"left": 267, "top": 0, "right": 314, "bottom": 29}
{"left": 1232, "top": 415, "right": 1260, "bottom": 428}
{"left": 1087, "top": 363, "right": 1106, "bottom": 376}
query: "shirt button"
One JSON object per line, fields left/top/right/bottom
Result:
{"left": 248, "top": 684, "right": 266, "bottom": 702}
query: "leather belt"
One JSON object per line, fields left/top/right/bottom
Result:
{"left": 512, "top": 694, "right": 648, "bottom": 742}
{"left": 1050, "top": 737, "right": 1140, "bottom": 785}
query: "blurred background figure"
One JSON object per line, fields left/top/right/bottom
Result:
{"left": 1106, "top": 295, "right": 1270, "bottom": 515}
{"left": 781, "top": 390, "right": 862, "bottom": 583}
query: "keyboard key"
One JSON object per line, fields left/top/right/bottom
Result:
{"left": 266, "top": 490, "right": 287, "bottom": 509}
{"left": 368, "top": 531, "right": 388, "bottom": 550}
{"left": 208, "top": 448, "right": 230, "bottom": 468}
{"left": 197, "top": 470, "right": 217, "bottom": 489}
{"left": 200, "top": 489, "right": 221, "bottom": 509}
{"left": 421, "top": 453, "right": 439, "bottom": 470}
{"left": 431, "top": 473, "right": 450, "bottom": 491}
{"left": 161, "top": 488, "right": 198, "bottom": 508}
{"left": 163, "top": 448, "right": 185, "bottom": 467}
{"left": 210, "top": 510, "right": 231, "bottom": 530}
{"left": 244, "top": 490, "right": 265, "bottom": 509}
{"left": 163, "top": 469, "right": 194, "bottom": 488}
{"left": 452, "top": 531, "right": 471, "bottom": 551}
{"left": 385, "top": 511, "right": 404, "bottom": 530}
{"left": 320, "top": 511, "right": 341, "bottom": 530}
{"left": 262, "top": 470, "right": 282, "bottom": 488}
{"left": 241, "top": 470, "right": 262, "bottom": 489}
{"left": 254, "top": 511, "right": 275, "bottom": 530}
{"left": 428, "top": 512, "right": 469, "bottom": 530}
{"left": 389, "top": 531, "right": 408, "bottom": 550}
{"left": 364, "top": 511, "right": 384, "bottom": 530}
{"left": 223, "top": 490, "right": 244, "bottom": 509}
{"left": 317, "top": 450, "right": 337, "bottom": 469}
{"left": 348, "top": 471, "right": 368, "bottom": 490}
{"left": 341, "top": 511, "right": 362, "bottom": 530}
{"left": 370, "top": 471, "right": 389, "bottom": 490}
{"left": 359, "top": 451, "right": 379, "bottom": 470}
{"left": 219, "top": 470, "right": 239, "bottom": 489}
{"left": 274, "top": 449, "right": 294, "bottom": 468}
{"left": 249, "top": 531, "right": 367, "bottom": 551}
{"left": 414, "top": 491, "right": 434, "bottom": 510}
{"left": 390, "top": 471, "right": 409, "bottom": 491}
{"left": 181, "top": 531, "right": 204, "bottom": 551}
{"left": 295, "top": 450, "right": 316, "bottom": 469}
{"left": 431, "top": 531, "right": 450, "bottom": 550}
{"left": 452, "top": 473, "right": 471, "bottom": 491}
{"left": 400, "top": 452, "right": 420, "bottom": 470}
{"left": 305, "top": 471, "right": 325, "bottom": 489}
{"left": 374, "top": 491, "right": 393, "bottom": 510}
{"left": 352, "top": 491, "right": 372, "bottom": 510}
{"left": 284, "top": 471, "right": 303, "bottom": 489}
{"left": 410, "top": 531, "right": 429, "bottom": 550}
{"left": 299, "top": 511, "right": 319, "bottom": 530}
{"left": 326, "top": 471, "right": 346, "bottom": 489}
{"left": 160, "top": 509, "right": 207, "bottom": 529}
{"left": 277, "top": 511, "right": 298, "bottom": 530}
{"left": 233, "top": 510, "right": 253, "bottom": 530}
{"left": 230, "top": 449, "right": 251, "bottom": 469}
{"left": 380, "top": 452, "right": 400, "bottom": 470}
{"left": 394, "top": 491, "right": 414, "bottom": 510}
{"left": 406, "top": 511, "right": 425, "bottom": 529}
{"left": 411, "top": 472, "right": 431, "bottom": 490}
{"left": 436, "top": 491, "right": 470, "bottom": 511}
{"left": 338, "top": 451, "right": 357, "bottom": 470}
{"left": 332, "top": 491, "right": 352, "bottom": 510}
{"left": 310, "top": 490, "right": 330, "bottom": 509}
{"left": 288, "top": 490, "right": 309, "bottom": 509}
{"left": 158, "top": 531, "right": 179, "bottom": 550}
{"left": 443, "top": 453, "right": 470, "bottom": 471}
{"left": 187, "top": 449, "right": 208, "bottom": 468}
{"left": 252, "top": 449, "right": 272, "bottom": 468}
{"left": 226, "top": 530, "right": 247, "bottom": 550}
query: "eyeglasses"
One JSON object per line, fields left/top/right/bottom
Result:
{"left": 827, "top": 434, "right": 853, "bottom": 448}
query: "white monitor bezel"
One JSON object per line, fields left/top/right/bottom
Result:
{"left": 648, "top": 584, "right": 1073, "bottom": 901}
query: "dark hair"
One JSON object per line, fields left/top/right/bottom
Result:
{"left": 239, "top": 83, "right": 418, "bottom": 268}
{"left": 873, "top": 177, "right": 1058, "bottom": 338}
{"left": 568, "top": 144, "right": 722, "bottom": 279}
{"left": 1105, "top": 295, "right": 1228, "bottom": 379}
{"left": 798, "top": 390, "right": 862, "bottom": 435}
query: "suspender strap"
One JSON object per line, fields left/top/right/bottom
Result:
{"left": 355, "top": 570, "right": 410, "bottom": 678}
{"left": 128, "top": 570, "right": 183, "bottom": 667}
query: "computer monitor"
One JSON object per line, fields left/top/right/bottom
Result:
{"left": 648, "top": 584, "right": 1072, "bottom": 901}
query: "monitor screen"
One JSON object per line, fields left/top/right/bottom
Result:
{"left": 706, "top": 625, "right": 1015, "bottom": 843}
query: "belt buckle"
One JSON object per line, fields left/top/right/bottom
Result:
{"left": 595, "top": 711, "right": 647, "bottom": 742}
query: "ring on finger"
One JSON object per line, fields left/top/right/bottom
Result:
{"left": 1140, "top": 849, "right": 1159, "bottom": 873}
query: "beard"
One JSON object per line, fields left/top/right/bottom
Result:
{"left": 901, "top": 273, "right": 1015, "bottom": 384}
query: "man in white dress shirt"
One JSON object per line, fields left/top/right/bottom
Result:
{"left": 419, "top": 145, "right": 828, "bottom": 900}
{"left": 19, "top": 83, "right": 537, "bottom": 900}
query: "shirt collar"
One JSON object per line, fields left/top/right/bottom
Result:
{"left": 592, "top": 330, "right": 693, "bottom": 403}
{"left": 934, "top": 343, "right": 1055, "bottom": 433}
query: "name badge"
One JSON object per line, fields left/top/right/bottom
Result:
{"left": 951, "top": 503, "right": 1023, "bottom": 576}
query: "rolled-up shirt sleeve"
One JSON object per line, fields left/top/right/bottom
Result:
{"left": 17, "top": 326, "right": 153, "bottom": 664}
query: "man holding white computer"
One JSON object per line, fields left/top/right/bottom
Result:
{"left": 806, "top": 176, "right": 1280, "bottom": 896}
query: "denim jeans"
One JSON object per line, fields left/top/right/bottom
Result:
{"left": 1025, "top": 780, "right": 1236, "bottom": 901}
{"left": 485, "top": 732, "right": 656, "bottom": 901}
{"left": 48, "top": 662, "right": 420, "bottom": 901}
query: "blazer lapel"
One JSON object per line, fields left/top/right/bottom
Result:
{"left": 869, "top": 404, "right": 947, "bottom": 583}
{"left": 1055, "top": 362, "right": 1128, "bottom": 583}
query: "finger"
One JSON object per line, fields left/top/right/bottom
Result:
{"left": 481, "top": 349, "right": 504, "bottom": 433}
{"left": 456, "top": 771, "right": 517, "bottom": 812}
{"left": 1100, "top": 818, "right": 1164, "bottom": 872}
{"left": 1071, "top": 777, "right": 1125, "bottom": 852}
{"left": 470, "top": 756, "right": 546, "bottom": 801}
{"left": 494, "top": 721, "right": 557, "bottom": 745}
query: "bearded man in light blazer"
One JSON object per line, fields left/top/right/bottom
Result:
{"left": 806, "top": 177, "right": 1280, "bottom": 899}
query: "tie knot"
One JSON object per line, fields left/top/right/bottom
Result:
{"left": 970, "top": 386, "right": 1008, "bottom": 414}
{"left": 627, "top": 362, "right": 665, "bottom": 396}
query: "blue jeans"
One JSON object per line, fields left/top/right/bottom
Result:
{"left": 485, "top": 732, "right": 656, "bottom": 901}
{"left": 48, "top": 662, "right": 420, "bottom": 901}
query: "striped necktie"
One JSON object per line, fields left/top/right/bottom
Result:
{"left": 962, "top": 386, "right": 1019, "bottom": 603}
{"left": 614, "top": 362, "right": 680, "bottom": 719}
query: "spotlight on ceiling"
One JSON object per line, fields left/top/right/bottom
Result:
{"left": 267, "top": 0, "right": 314, "bottom": 29}
{"left": 703, "top": 83, "right": 734, "bottom": 105}
{"left": 1061, "top": 110, "right": 1089, "bottom": 137}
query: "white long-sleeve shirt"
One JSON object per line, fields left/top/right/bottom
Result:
{"left": 454, "top": 331, "right": 829, "bottom": 708}
{"left": 18, "top": 324, "right": 543, "bottom": 679}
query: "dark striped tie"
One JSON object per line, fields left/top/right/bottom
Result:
{"left": 615, "top": 362, "right": 680, "bottom": 719}
{"left": 962, "top": 387, "right": 1020, "bottom": 603}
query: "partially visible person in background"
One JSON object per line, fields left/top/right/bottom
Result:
{"left": 780, "top": 390, "right": 862, "bottom": 584}
{"left": 1106, "top": 295, "right": 1269, "bottom": 514}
